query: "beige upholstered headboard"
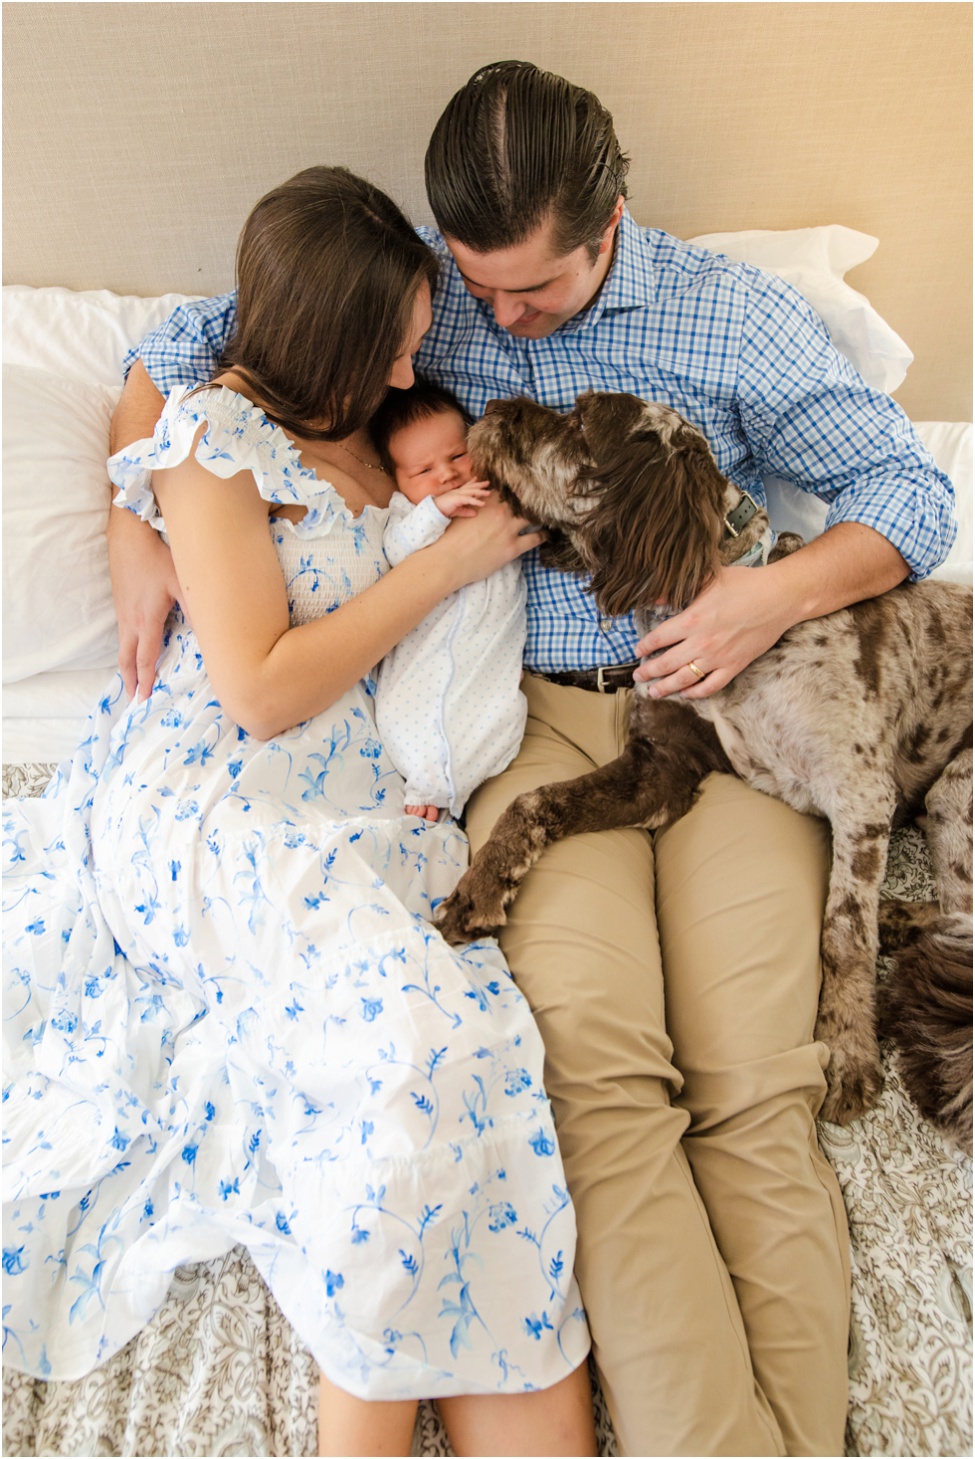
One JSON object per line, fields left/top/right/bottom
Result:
{"left": 3, "top": 1, "right": 971, "bottom": 421}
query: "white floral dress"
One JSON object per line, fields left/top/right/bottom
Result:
{"left": 2, "top": 386, "right": 588, "bottom": 1398}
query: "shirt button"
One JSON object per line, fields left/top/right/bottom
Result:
{"left": 599, "top": 617, "right": 613, "bottom": 633}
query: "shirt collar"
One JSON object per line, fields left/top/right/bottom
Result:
{"left": 561, "top": 208, "right": 656, "bottom": 332}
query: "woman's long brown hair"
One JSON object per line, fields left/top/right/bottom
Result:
{"left": 216, "top": 166, "right": 439, "bottom": 440}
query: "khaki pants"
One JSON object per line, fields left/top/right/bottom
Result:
{"left": 465, "top": 676, "right": 851, "bottom": 1457}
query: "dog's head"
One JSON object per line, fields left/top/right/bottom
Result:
{"left": 469, "top": 391, "right": 764, "bottom": 615}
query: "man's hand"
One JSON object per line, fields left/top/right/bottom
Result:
{"left": 634, "top": 522, "right": 910, "bottom": 699}
{"left": 634, "top": 565, "right": 793, "bottom": 699}
{"left": 108, "top": 507, "right": 182, "bottom": 700}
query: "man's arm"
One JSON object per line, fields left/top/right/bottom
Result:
{"left": 109, "top": 361, "right": 182, "bottom": 700}
{"left": 108, "top": 294, "right": 237, "bottom": 699}
{"left": 638, "top": 268, "right": 956, "bottom": 698}
{"left": 109, "top": 357, "right": 165, "bottom": 456}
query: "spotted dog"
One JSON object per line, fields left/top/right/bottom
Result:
{"left": 436, "top": 391, "right": 973, "bottom": 1130}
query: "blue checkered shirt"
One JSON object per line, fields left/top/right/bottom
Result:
{"left": 127, "top": 209, "right": 957, "bottom": 674}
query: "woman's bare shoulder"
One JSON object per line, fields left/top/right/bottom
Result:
{"left": 208, "top": 369, "right": 255, "bottom": 401}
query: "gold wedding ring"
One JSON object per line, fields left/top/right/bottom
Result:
{"left": 686, "top": 661, "right": 706, "bottom": 680}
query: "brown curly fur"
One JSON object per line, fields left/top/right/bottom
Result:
{"left": 437, "top": 391, "right": 974, "bottom": 1133}
{"left": 877, "top": 752, "right": 973, "bottom": 1154}
{"left": 879, "top": 909, "right": 973, "bottom": 1156}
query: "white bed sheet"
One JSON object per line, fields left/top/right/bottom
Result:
{"left": 2, "top": 669, "right": 114, "bottom": 765}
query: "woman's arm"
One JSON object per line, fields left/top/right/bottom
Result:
{"left": 153, "top": 437, "right": 539, "bottom": 739}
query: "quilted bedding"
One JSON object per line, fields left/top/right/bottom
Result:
{"left": 1, "top": 760, "right": 970, "bottom": 1458}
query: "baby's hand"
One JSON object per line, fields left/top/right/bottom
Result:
{"left": 435, "top": 482, "right": 492, "bottom": 519}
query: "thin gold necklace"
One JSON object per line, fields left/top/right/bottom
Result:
{"left": 337, "top": 441, "right": 387, "bottom": 474}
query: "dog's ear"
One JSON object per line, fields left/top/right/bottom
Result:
{"left": 581, "top": 426, "right": 726, "bottom": 615}
{"left": 539, "top": 530, "right": 587, "bottom": 575}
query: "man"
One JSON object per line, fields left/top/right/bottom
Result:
{"left": 109, "top": 61, "right": 956, "bottom": 1456}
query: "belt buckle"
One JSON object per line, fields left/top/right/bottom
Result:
{"left": 596, "top": 665, "right": 610, "bottom": 693}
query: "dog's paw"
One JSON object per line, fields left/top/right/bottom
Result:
{"left": 435, "top": 875, "right": 508, "bottom": 947}
{"left": 820, "top": 1047, "right": 884, "bottom": 1125}
{"left": 767, "top": 531, "right": 805, "bottom": 562}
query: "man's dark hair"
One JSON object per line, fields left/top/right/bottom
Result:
{"left": 425, "top": 60, "right": 630, "bottom": 264}
{"left": 370, "top": 378, "right": 473, "bottom": 474}
{"left": 214, "top": 166, "right": 440, "bottom": 442}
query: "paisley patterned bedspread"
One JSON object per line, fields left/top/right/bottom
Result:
{"left": 3, "top": 762, "right": 971, "bottom": 1458}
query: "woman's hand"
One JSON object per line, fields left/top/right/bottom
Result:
{"left": 108, "top": 505, "right": 184, "bottom": 700}
{"left": 633, "top": 564, "right": 793, "bottom": 699}
{"left": 432, "top": 492, "right": 545, "bottom": 588}
{"left": 152, "top": 446, "right": 539, "bottom": 741}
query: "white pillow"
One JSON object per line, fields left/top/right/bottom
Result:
{"left": 2, "top": 288, "right": 201, "bottom": 692}
{"left": 764, "top": 420, "right": 973, "bottom": 586}
{"left": 2, "top": 363, "right": 121, "bottom": 682}
{"left": 690, "top": 225, "right": 914, "bottom": 394}
{"left": 2, "top": 285, "right": 201, "bottom": 384}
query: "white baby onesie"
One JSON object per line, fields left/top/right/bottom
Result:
{"left": 374, "top": 491, "right": 528, "bottom": 818}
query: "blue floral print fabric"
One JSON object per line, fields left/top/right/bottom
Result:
{"left": 2, "top": 387, "right": 589, "bottom": 1396}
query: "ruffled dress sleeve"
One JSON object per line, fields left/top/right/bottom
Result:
{"left": 107, "top": 384, "right": 345, "bottom": 540}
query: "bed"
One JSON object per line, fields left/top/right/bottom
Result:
{"left": 3, "top": 1, "right": 973, "bottom": 1451}
{"left": 3, "top": 221, "right": 972, "bottom": 1454}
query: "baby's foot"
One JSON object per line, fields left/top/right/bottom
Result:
{"left": 406, "top": 804, "right": 441, "bottom": 822}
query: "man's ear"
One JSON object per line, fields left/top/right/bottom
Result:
{"left": 597, "top": 197, "right": 626, "bottom": 256}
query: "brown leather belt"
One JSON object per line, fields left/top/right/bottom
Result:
{"left": 536, "top": 660, "right": 641, "bottom": 694}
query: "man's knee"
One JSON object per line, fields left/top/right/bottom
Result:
{"left": 674, "top": 1043, "right": 831, "bottom": 1139}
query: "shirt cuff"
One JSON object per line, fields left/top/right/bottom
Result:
{"left": 823, "top": 469, "right": 959, "bottom": 580}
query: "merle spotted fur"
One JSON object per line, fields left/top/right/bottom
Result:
{"left": 436, "top": 391, "right": 973, "bottom": 1132}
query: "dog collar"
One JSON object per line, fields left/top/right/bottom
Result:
{"left": 724, "top": 490, "right": 759, "bottom": 539}
{"left": 736, "top": 530, "right": 774, "bottom": 568}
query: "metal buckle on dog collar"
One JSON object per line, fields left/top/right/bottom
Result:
{"left": 724, "top": 490, "right": 759, "bottom": 539}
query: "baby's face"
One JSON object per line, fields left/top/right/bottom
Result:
{"left": 388, "top": 409, "right": 473, "bottom": 504}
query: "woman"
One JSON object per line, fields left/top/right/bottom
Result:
{"left": 2, "top": 167, "right": 596, "bottom": 1457}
